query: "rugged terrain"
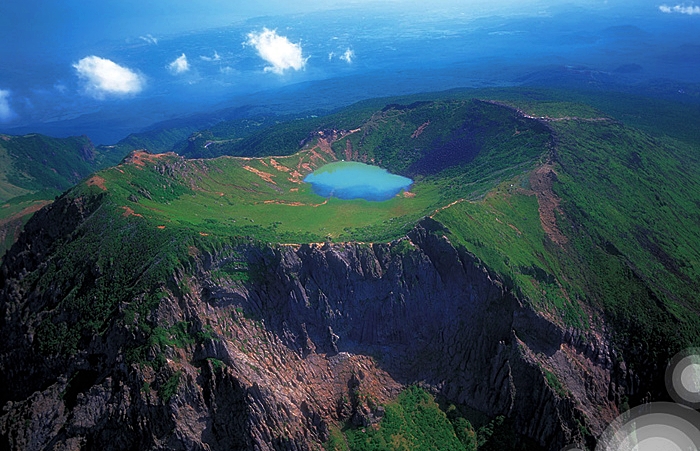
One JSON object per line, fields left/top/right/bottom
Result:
{"left": 0, "top": 92, "right": 699, "bottom": 450}
{"left": 0, "top": 134, "right": 123, "bottom": 256}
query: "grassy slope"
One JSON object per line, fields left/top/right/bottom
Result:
{"left": 0, "top": 144, "right": 32, "bottom": 201}
{"left": 5, "top": 89, "right": 700, "bottom": 450}
{"left": 32, "top": 93, "right": 699, "bottom": 353}
{"left": 462, "top": 86, "right": 700, "bottom": 149}
{"left": 335, "top": 96, "right": 700, "bottom": 450}
{"left": 551, "top": 119, "right": 700, "bottom": 349}
{"left": 0, "top": 134, "right": 124, "bottom": 198}
{"left": 434, "top": 119, "right": 700, "bottom": 332}
{"left": 0, "top": 134, "right": 125, "bottom": 256}
{"left": 98, "top": 150, "right": 437, "bottom": 244}
{"left": 327, "top": 387, "right": 470, "bottom": 451}
{"left": 23, "top": 98, "right": 550, "bottom": 361}
{"left": 431, "top": 101, "right": 700, "bottom": 406}
{"left": 326, "top": 386, "right": 541, "bottom": 451}
{"left": 91, "top": 100, "right": 549, "bottom": 244}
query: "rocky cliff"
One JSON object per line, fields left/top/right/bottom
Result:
{"left": 0, "top": 188, "right": 629, "bottom": 450}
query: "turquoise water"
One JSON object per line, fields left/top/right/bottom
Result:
{"left": 304, "top": 161, "right": 413, "bottom": 201}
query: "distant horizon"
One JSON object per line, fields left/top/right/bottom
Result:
{"left": 1, "top": 1, "right": 699, "bottom": 144}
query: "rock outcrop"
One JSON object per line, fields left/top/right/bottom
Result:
{"left": 0, "top": 191, "right": 630, "bottom": 451}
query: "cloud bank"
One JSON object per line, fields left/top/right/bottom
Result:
{"left": 340, "top": 48, "right": 355, "bottom": 63}
{"left": 139, "top": 34, "right": 158, "bottom": 45}
{"left": 168, "top": 53, "right": 190, "bottom": 74}
{"left": 0, "top": 90, "right": 16, "bottom": 123}
{"left": 245, "top": 28, "right": 306, "bottom": 74}
{"left": 73, "top": 56, "right": 145, "bottom": 98}
{"left": 200, "top": 51, "right": 221, "bottom": 62}
{"left": 329, "top": 48, "right": 355, "bottom": 63}
{"left": 659, "top": 3, "right": 700, "bottom": 14}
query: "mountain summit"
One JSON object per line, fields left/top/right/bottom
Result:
{"left": 1, "top": 92, "right": 699, "bottom": 450}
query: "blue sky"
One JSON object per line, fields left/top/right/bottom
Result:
{"left": 1, "top": 0, "right": 698, "bottom": 142}
{"left": 0, "top": 0, "right": 652, "bottom": 55}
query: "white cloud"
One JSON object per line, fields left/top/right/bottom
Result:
{"left": 244, "top": 28, "right": 307, "bottom": 74}
{"left": 200, "top": 51, "right": 221, "bottom": 62}
{"left": 168, "top": 53, "right": 190, "bottom": 74}
{"left": 659, "top": 3, "right": 700, "bottom": 14}
{"left": 329, "top": 48, "right": 355, "bottom": 63}
{"left": 54, "top": 83, "right": 68, "bottom": 94}
{"left": 0, "top": 90, "right": 16, "bottom": 123}
{"left": 340, "top": 48, "right": 355, "bottom": 63}
{"left": 139, "top": 34, "right": 158, "bottom": 45}
{"left": 73, "top": 56, "right": 145, "bottom": 99}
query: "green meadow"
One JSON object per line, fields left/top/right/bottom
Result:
{"left": 81, "top": 93, "right": 700, "bottom": 346}
{"left": 95, "top": 150, "right": 444, "bottom": 244}
{"left": 17, "top": 91, "right": 700, "bottom": 370}
{"left": 90, "top": 98, "right": 551, "bottom": 244}
{"left": 9, "top": 90, "right": 699, "bottom": 451}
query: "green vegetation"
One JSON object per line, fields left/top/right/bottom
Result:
{"left": 24, "top": 92, "right": 700, "bottom": 365}
{"left": 95, "top": 151, "right": 435, "bottom": 243}
{"left": 542, "top": 367, "right": 567, "bottom": 398}
{"left": 124, "top": 321, "right": 197, "bottom": 368}
{"left": 0, "top": 190, "right": 57, "bottom": 253}
{"left": 33, "top": 209, "right": 192, "bottom": 356}
{"left": 206, "top": 357, "right": 226, "bottom": 371}
{"left": 428, "top": 103, "right": 700, "bottom": 403}
{"left": 439, "top": 126, "right": 698, "bottom": 331}
{"left": 327, "top": 387, "right": 539, "bottom": 451}
{"left": 0, "top": 134, "right": 104, "bottom": 197}
{"left": 160, "top": 370, "right": 182, "bottom": 403}
{"left": 553, "top": 121, "right": 700, "bottom": 302}
{"left": 176, "top": 103, "right": 384, "bottom": 159}
{"left": 0, "top": 133, "right": 126, "bottom": 202}
{"left": 340, "top": 386, "right": 468, "bottom": 451}
{"left": 5, "top": 88, "right": 698, "bottom": 431}
{"left": 434, "top": 183, "right": 588, "bottom": 327}
{"left": 329, "top": 100, "right": 548, "bottom": 180}
{"left": 213, "top": 259, "right": 250, "bottom": 282}
{"left": 0, "top": 133, "right": 125, "bottom": 256}
{"left": 549, "top": 120, "right": 700, "bottom": 366}
{"left": 87, "top": 99, "right": 549, "bottom": 245}
{"left": 473, "top": 87, "right": 700, "bottom": 150}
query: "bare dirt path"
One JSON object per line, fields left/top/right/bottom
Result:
{"left": 529, "top": 164, "right": 568, "bottom": 246}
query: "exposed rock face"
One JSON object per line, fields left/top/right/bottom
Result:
{"left": 0, "top": 197, "right": 625, "bottom": 450}
{"left": 218, "top": 219, "right": 623, "bottom": 449}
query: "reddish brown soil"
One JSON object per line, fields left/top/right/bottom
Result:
{"left": 86, "top": 175, "right": 107, "bottom": 191}
{"left": 530, "top": 164, "right": 568, "bottom": 246}
{"left": 243, "top": 166, "right": 276, "bottom": 184}
{"left": 121, "top": 150, "right": 175, "bottom": 168}
{"left": 120, "top": 206, "right": 143, "bottom": 218}
{"left": 411, "top": 121, "right": 430, "bottom": 138}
